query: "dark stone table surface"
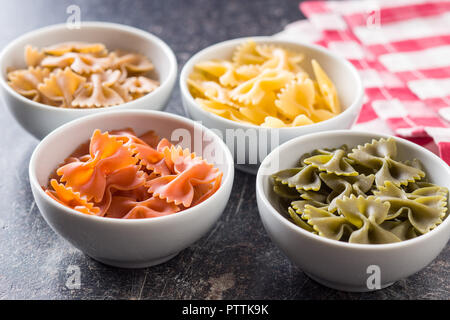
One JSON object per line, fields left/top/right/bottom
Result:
{"left": 0, "top": 0, "right": 448, "bottom": 300}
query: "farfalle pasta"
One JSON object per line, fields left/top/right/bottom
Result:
{"left": 44, "top": 128, "right": 223, "bottom": 219}
{"left": 187, "top": 40, "right": 341, "bottom": 127}
{"left": 270, "top": 138, "right": 448, "bottom": 244}
{"left": 7, "top": 42, "right": 159, "bottom": 108}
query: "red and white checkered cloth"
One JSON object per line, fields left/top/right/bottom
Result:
{"left": 275, "top": 0, "right": 450, "bottom": 164}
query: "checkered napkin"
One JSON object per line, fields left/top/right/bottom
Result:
{"left": 274, "top": 0, "right": 450, "bottom": 165}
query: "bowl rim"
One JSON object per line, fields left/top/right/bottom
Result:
{"left": 179, "top": 36, "right": 364, "bottom": 131}
{"left": 0, "top": 21, "right": 178, "bottom": 113}
{"left": 28, "top": 109, "right": 234, "bottom": 224}
{"left": 256, "top": 129, "right": 450, "bottom": 250}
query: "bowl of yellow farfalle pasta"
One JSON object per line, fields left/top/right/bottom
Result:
{"left": 180, "top": 37, "right": 364, "bottom": 174}
{"left": 0, "top": 22, "right": 177, "bottom": 139}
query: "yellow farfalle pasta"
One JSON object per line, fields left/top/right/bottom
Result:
{"left": 188, "top": 40, "right": 341, "bottom": 127}
{"left": 7, "top": 42, "right": 159, "bottom": 108}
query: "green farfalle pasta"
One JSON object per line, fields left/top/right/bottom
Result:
{"left": 302, "top": 205, "right": 354, "bottom": 241}
{"left": 347, "top": 138, "right": 425, "bottom": 187}
{"left": 269, "top": 137, "right": 449, "bottom": 244}
{"left": 335, "top": 195, "right": 402, "bottom": 244}
{"left": 304, "top": 148, "right": 358, "bottom": 176}
{"left": 319, "top": 172, "right": 375, "bottom": 213}
{"left": 272, "top": 165, "right": 321, "bottom": 191}
{"left": 373, "top": 181, "right": 447, "bottom": 234}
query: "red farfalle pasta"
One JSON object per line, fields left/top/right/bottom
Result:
{"left": 146, "top": 147, "right": 223, "bottom": 207}
{"left": 56, "top": 129, "right": 138, "bottom": 202}
{"left": 45, "top": 179, "right": 100, "bottom": 215}
{"left": 105, "top": 196, "right": 180, "bottom": 219}
{"left": 44, "top": 128, "right": 223, "bottom": 219}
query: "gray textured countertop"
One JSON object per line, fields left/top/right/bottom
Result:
{"left": 0, "top": 0, "right": 448, "bottom": 300}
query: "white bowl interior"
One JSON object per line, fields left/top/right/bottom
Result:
{"left": 260, "top": 131, "right": 450, "bottom": 230}
{"left": 181, "top": 37, "right": 362, "bottom": 117}
{"left": 0, "top": 22, "right": 175, "bottom": 91}
{"left": 32, "top": 110, "right": 232, "bottom": 188}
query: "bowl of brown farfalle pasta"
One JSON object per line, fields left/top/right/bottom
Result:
{"left": 0, "top": 22, "right": 177, "bottom": 139}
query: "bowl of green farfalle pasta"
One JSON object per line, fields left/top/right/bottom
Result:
{"left": 256, "top": 130, "right": 450, "bottom": 292}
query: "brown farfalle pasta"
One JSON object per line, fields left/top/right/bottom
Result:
{"left": 270, "top": 138, "right": 448, "bottom": 244}
{"left": 7, "top": 42, "right": 160, "bottom": 108}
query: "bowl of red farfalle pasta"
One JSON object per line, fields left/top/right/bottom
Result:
{"left": 0, "top": 22, "right": 177, "bottom": 139}
{"left": 29, "top": 110, "right": 234, "bottom": 268}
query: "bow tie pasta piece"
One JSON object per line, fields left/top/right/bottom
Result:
{"left": 348, "top": 137, "right": 398, "bottom": 167}
{"left": 7, "top": 67, "right": 50, "bottom": 101}
{"left": 272, "top": 165, "right": 322, "bottom": 192}
{"left": 44, "top": 128, "right": 223, "bottom": 219}
{"left": 45, "top": 179, "right": 100, "bottom": 215}
{"left": 348, "top": 138, "right": 425, "bottom": 186}
{"left": 72, "top": 73, "right": 125, "bottom": 107}
{"left": 38, "top": 67, "right": 86, "bottom": 107}
{"left": 8, "top": 42, "right": 159, "bottom": 108}
{"left": 41, "top": 52, "right": 112, "bottom": 74}
{"left": 268, "top": 137, "right": 448, "bottom": 244}
{"left": 335, "top": 195, "right": 402, "bottom": 244}
{"left": 303, "top": 205, "right": 354, "bottom": 241}
{"left": 44, "top": 42, "right": 107, "bottom": 56}
{"left": 375, "top": 159, "right": 425, "bottom": 188}
{"left": 230, "top": 69, "right": 294, "bottom": 106}
{"left": 374, "top": 181, "right": 447, "bottom": 234}
{"left": 25, "top": 45, "right": 45, "bottom": 67}
{"left": 304, "top": 149, "right": 358, "bottom": 176}
{"left": 105, "top": 196, "right": 180, "bottom": 219}
{"left": 146, "top": 154, "right": 222, "bottom": 207}
{"left": 275, "top": 78, "right": 315, "bottom": 119}
{"left": 109, "top": 51, "right": 154, "bottom": 73}
{"left": 56, "top": 130, "right": 137, "bottom": 202}
{"left": 297, "top": 145, "right": 348, "bottom": 167}
{"left": 123, "top": 76, "right": 159, "bottom": 94}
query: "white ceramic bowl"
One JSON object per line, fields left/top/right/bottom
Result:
{"left": 180, "top": 37, "right": 364, "bottom": 174}
{"left": 0, "top": 22, "right": 177, "bottom": 140}
{"left": 29, "top": 110, "right": 234, "bottom": 268}
{"left": 256, "top": 130, "right": 450, "bottom": 292}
